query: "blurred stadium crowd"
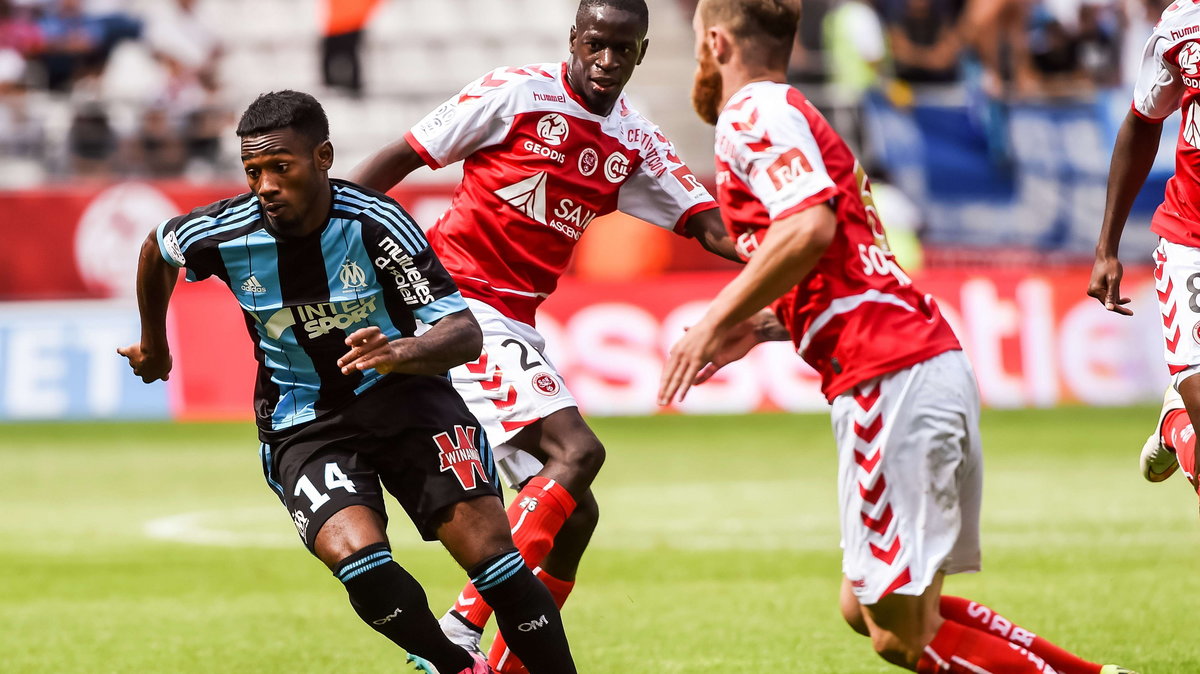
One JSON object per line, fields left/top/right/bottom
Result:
{"left": 0, "top": 0, "right": 1170, "bottom": 187}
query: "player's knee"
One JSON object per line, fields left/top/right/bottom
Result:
{"left": 840, "top": 597, "right": 869, "bottom": 637}
{"left": 565, "top": 435, "right": 605, "bottom": 478}
{"left": 869, "top": 630, "right": 923, "bottom": 669}
{"left": 312, "top": 506, "right": 388, "bottom": 570}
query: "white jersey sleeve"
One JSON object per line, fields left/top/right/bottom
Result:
{"left": 616, "top": 122, "right": 716, "bottom": 232}
{"left": 406, "top": 68, "right": 522, "bottom": 167}
{"left": 1132, "top": 28, "right": 1185, "bottom": 121}
{"left": 728, "top": 95, "right": 838, "bottom": 220}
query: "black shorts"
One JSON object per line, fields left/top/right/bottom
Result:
{"left": 258, "top": 376, "right": 501, "bottom": 551}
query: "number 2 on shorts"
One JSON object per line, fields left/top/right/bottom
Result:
{"left": 294, "top": 462, "right": 358, "bottom": 512}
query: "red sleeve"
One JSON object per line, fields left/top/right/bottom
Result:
{"left": 403, "top": 131, "right": 444, "bottom": 169}
{"left": 672, "top": 202, "right": 721, "bottom": 236}
{"left": 772, "top": 186, "right": 838, "bottom": 222}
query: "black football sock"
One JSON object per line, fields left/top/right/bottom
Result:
{"left": 335, "top": 543, "right": 472, "bottom": 672}
{"left": 468, "top": 549, "right": 577, "bottom": 673}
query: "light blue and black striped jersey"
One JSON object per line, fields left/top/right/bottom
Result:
{"left": 155, "top": 179, "right": 469, "bottom": 433}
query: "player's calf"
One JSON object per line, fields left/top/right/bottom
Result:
{"left": 538, "top": 490, "right": 599, "bottom": 581}
{"left": 469, "top": 549, "right": 577, "bottom": 673}
{"left": 334, "top": 543, "right": 475, "bottom": 673}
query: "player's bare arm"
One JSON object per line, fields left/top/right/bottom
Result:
{"left": 691, "top": 307, "right": 790, "bottom": 385}
{"left": 658, "top": 204, "right": 836, "bottom": 404}
{"left": 684, "top": 208, "right": 741, "bottom": 262}
{"left": 117, "top": 230, "right": 181, "bottom": 383}
{"left": 337, "top": 309, "right": 483, "bottom": 376}
{"left": 345, "top": 136, "right": 427, "bottom": 193}
{"left": 1088, "top": 111, "right": 1164, "bottom": 316}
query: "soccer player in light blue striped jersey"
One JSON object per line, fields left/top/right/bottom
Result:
{"left": 119, "top": 90, "right": 575, "bottom": 674}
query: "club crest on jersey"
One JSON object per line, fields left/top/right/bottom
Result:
{"left": 433, "top": 425, "right": 490, "bottom": 489}
{"left": 532, "top": 372, "right": 560, "bottom": 396}
{"left": 1181, "top": 41, "right": 1200, "bottom": 76}
{"left": 339, "top": 260, "right": 368, "bottom": 291}
{"left": 536, "top": 113, "right": 570, "bottom": 146}
{"left": 578, "top": 147, "right": 598, "bottom": 176}
{"left": 604, "top": 152, "right": 631, "bottom": 183}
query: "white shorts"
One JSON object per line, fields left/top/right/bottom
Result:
{"left": 451, "top": 298, "right": 578, "bottom": 488}
{"left": 1154, "top": 240, "right": 1200, "bottom": 386}
{"left": 831, "top": 349, "right": 983, "bottom": 606}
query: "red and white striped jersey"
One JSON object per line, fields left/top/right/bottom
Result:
{"left": 405, "top": 62, "right": 717, "bottom": 325}
{"left": 714, "top": 81, "right": 960, "bottom": 400}
{"left": 1132, "top": 1, "right": 1200, "bottom": 246}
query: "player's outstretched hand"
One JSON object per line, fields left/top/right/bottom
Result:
{"left": 693, "top": 318, "right": 760, "bottom": 386}
{"left": 339, "top": 326, "right": 403, "bottom": 375}
{"left": 1087, "top": 255, "right": 1133, "bottom": 316}
{"left": 659, "top": 318, "right": 758, "bottom": 405}
{"left": 117, "top": 343, "right": 172, "bottom": 383}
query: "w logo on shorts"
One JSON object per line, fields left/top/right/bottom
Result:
{"left": 433, "top": 425, "right": 490, "bottom": 489}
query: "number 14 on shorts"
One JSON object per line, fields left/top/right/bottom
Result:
{"left": 295, "top": 462, "right": 358, "bottom": 512}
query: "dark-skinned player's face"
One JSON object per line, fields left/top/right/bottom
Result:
{"left": 567, "top": 6, "right": 648, "bottom": 115}
{"left": 240, "top": 128, "right": 332, "bottom": 233}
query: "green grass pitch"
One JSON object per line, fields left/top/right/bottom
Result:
{"left": 1, "top": 406, "right": 1194, "bottom": 672}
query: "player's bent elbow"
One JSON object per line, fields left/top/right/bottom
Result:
{"left": 443, "top": 310, "right": 483, "bottom": 366}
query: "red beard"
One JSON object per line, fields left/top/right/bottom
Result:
{"left": 691, "top": 43, "right": 723, "bottom": 126}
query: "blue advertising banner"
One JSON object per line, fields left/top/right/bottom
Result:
{"left": 0, "top": 301, "right": 171, "bottom": 421}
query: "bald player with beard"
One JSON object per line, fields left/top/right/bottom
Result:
{"left": 660, "top": 1, "right": 1137, "bottom": 673}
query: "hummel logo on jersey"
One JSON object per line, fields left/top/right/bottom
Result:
{"left": 241, "top": 276, "right": 267, "bottom": 294}
{"left": 339, "top": 260, "right": 368, "bottom": 291}
{"left": 496, "top": 172, "right": 548, "bottom": 223}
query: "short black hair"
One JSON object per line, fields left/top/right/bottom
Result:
{"left": 576, "top": 0, "right": 648, "bottom": 35}
{"left": 236, "top": 90, "right": 329, "bottom": 147}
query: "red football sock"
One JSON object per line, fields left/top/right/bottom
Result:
{"left": 940, "top": 596, "right": 1100, "bottom": 674}
{"left": 917, "top": 619, "right": 1063, "bottom": 673}
{"left": 450, "top": 477, "right": 578, "bottom": 630}
{"left": 488, "top": 569, "right": 576, "bottom": 673}
{"left": 1162, "top": 409, "right": 1198, "bottom": 487}
{"left": 450, "top": 581, "right": 491, "bottom": 631}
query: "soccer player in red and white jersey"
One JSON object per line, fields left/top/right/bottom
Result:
{"left": 1089, "top": 1, "right": 1200, "bottom": 500}
{"left": 662, "top": 1, "right": 1136, "bottom": 673}
{"left": 349, "top": 1, "right": 737, "bottom": 670}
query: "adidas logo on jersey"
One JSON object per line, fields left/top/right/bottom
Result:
{"left": 241, "top": 276, "right": 268, "bottom": 294}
